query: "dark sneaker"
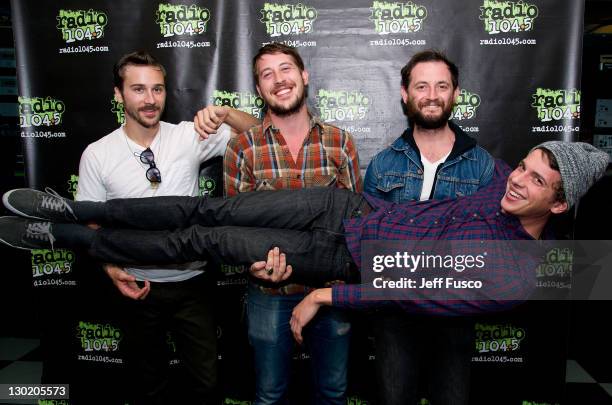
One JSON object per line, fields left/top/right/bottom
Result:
{"left": 2, "top": 188, "right": 76, "bottom": 222}
{"left": 0, "top": 216, "right": 56, "bottom": 250}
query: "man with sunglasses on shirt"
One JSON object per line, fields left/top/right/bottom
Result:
{"left": 76, "top": 51, "right": 258, "bottom": 405}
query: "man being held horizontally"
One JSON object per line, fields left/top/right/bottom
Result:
{"left": 224, "top": 43, "right": 362, "bottom": 405}
{"left": 74, "top": 51, "right": 258, "bottom": 405}
{"left": 286, "top": 141, "right": 607, "bottom": 326}
{"left": 1, "top": 143, "right": 607, "bottom": 308}
{"left": 363, "top": 49, "right": 494, "bottom": 405}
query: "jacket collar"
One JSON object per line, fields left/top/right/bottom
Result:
{"left": 393, "top": 121, "right": 477, "bottom": 161}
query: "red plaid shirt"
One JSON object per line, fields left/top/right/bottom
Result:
{"left": 224, "top": 111, "right": 363, "bottom": 292}
{"left": 224, "top": 112, "right": 362, "bottom": 197}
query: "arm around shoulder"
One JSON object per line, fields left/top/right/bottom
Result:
{"left": 194, "top": 105, "right": 260, "bottom": 139}
{"left": 224, "top": 107, "right": 260, "bottom": 133}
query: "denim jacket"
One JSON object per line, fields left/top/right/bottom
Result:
{"left": 364, "top": 122, "right": 494, "bottom": 203}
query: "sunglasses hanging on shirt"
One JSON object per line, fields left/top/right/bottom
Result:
{"left": 138, "top": 147, "right": 162, "bottom": 184}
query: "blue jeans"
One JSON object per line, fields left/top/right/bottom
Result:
{"left": 247, "top": 284, "right": 350, "bottom": 405}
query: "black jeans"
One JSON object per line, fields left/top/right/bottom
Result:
{"left": 374, "top": 311, "right": 473, "bottom": 405}
{"left": 86, "top": 188, "right": 367, "bottom": 285}
{"left": 122, "top": 273, "right": 218, "bottom": 405}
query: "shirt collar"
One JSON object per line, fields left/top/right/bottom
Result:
{"left": 498, "top": 210, "right": 552, "bottom": 241}
{"left": 262, "top": 110, "right": 323, "bottom": 133}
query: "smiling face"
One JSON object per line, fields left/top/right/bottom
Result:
{"left": 255, "top": 52, "right": 308, "bottom": 118}
{"left": 501, "top": 148, "right": 568, "bottom": 220}
{"left": 401, "top": 61, "right": 458, "bottom": 130}
{"left": 114, "top": 64, "right": 166, "bottom": 130}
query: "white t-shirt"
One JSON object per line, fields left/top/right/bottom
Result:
{"left": 76, "top": 121, "right": 231, "bottom": 282}
{"left": 419, "top": 151, "right": 451, "bottom": 201}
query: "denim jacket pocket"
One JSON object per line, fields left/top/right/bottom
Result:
{"left": 441, "top": 179, "right": 480, "bottom": 199}
{"left": 375, "top": 174, "right": 407, "bottom": 203}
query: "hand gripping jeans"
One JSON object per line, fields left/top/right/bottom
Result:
{"left": 84, "top": 188, "right": 366, "bottom": 285}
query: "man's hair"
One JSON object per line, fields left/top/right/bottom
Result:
{"left": 400, "top": 49, "right": 459, "bottom": 89}
{"left": 252, "top": 43, "right": 305, "bottom": 84}
{"left": 113, "top": 51, "right": 166, "bottom": 91}
{"left": 536, "top": 147, "right": 566, "bottom": 204}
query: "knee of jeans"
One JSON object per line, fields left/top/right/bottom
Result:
{"left": 329, "top": 320, "right": 351, "bottom": 338}
{"left": 255, "top": 382, "right": 287, "bottom": 405}
{"left": 310, "top": 310, "right": 351, "bottom": 339}
{"left": 305, "top": 323, "right": 351, "bottom": 347}
{"left": 316, "top": 383, "right": 346, "bottom": 401}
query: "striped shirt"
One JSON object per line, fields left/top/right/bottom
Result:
{"left": 224, "top": 111, "right": 362, "bottom": 292}
{"left": 334, "top": 159, "right": 543, "bottom": 315}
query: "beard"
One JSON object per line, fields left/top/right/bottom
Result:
{"left": 266, "top": 82, "right": 307, "bottom": 117}
{"left": 406, "top": 97, "right": 454, "bottom": 130}
{"left": 125, "top": 103, "right": 163, "bottom": 129}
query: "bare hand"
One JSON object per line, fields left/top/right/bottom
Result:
{"left": 290, "top": 290, "right": 323, "bottom": 344}
{"left": 249, "top": 247, "right": 293, "bottom": 283}
{"left": 104, "top": 264, "right": 150, "bottom": 300}
{"left": 194, "top": 105, "right": 229, "bottom": 140}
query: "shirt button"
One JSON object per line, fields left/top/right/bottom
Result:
{"left": 473, "top": 213, "right": 478, "bottom": 218}
{"left": 387, "top": 210, "right": 393, "bottom": 215}
{"left": 409, "top": 219, "right": 414, "bottom": 223}
{"left": 434, "top": 220, "right": 438, "bottom": 224}
{"left": 452, "top": 216, "right": 456, "bottom": 221}
{"left": 496, "top": 212, "right": 500, "bottom": 216}
{"left": 417, "top": 169, "right": 423, "bottom": 175}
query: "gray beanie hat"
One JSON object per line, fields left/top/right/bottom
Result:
{"left": 534, "top": 141, "right": 609, "bottom": 208}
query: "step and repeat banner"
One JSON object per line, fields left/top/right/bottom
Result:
{"left": 11, "top": 1, "right": 583, "bottom": 404}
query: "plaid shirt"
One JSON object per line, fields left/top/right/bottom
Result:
{"left": 224, "top": 111, "right": 363, "bottom": 292}
{"left": 334, "top": 159, "right": 543, "bottom": 315}
{"left": 224, "top": 113, "right": 362, "bottom": 197}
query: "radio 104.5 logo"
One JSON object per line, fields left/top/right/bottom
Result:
{"left": 211, "top": 90, "right": 264, "bottom": 118}
{"left": 260, "top": 3, "right": 318, "bottom": 37}
{"left": 56, "top": 9, "right": 108, "bottom": 43}
{"left": 532, "top": 88, "right": 580, "bottom": 122}
{"left": 155, "top": 3, "right": 211, "bottom": 37}
{"left": 18, "top": 96, "right": 65, "bottom": 127}
{"left": 370, "top": 1, "right": 428, "bottom": 35}
{"left": 452, "top": 89, "right": 481, "bottom": 121}
{"left": 479, "top": 0, "right": 539, "bottom": 34}
{"left": 315, "top": 89, "right": 370, "bottom": 122}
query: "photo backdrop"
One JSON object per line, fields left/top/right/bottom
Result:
{"left": 11, "top": 1, "right": 584, "bottom": 404}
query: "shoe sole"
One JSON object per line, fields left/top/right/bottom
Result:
{"left": 2, "top": 189, "right": 46, "bottom": 220}
{"left": 0, "top": 236, "right": 34, "bottom": 251}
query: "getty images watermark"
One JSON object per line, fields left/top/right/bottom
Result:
{"left": 360, "top": 240, "right": 612, "bottom": 301}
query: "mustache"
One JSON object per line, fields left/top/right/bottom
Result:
{"left": 139, "top": 104, "right": 160, "bottom": 112}
{"left": 272, "top": 81, "right": 293, "bottom": 92}
{"left": 418, "top": 99, "right": 444, "bottom": 108}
